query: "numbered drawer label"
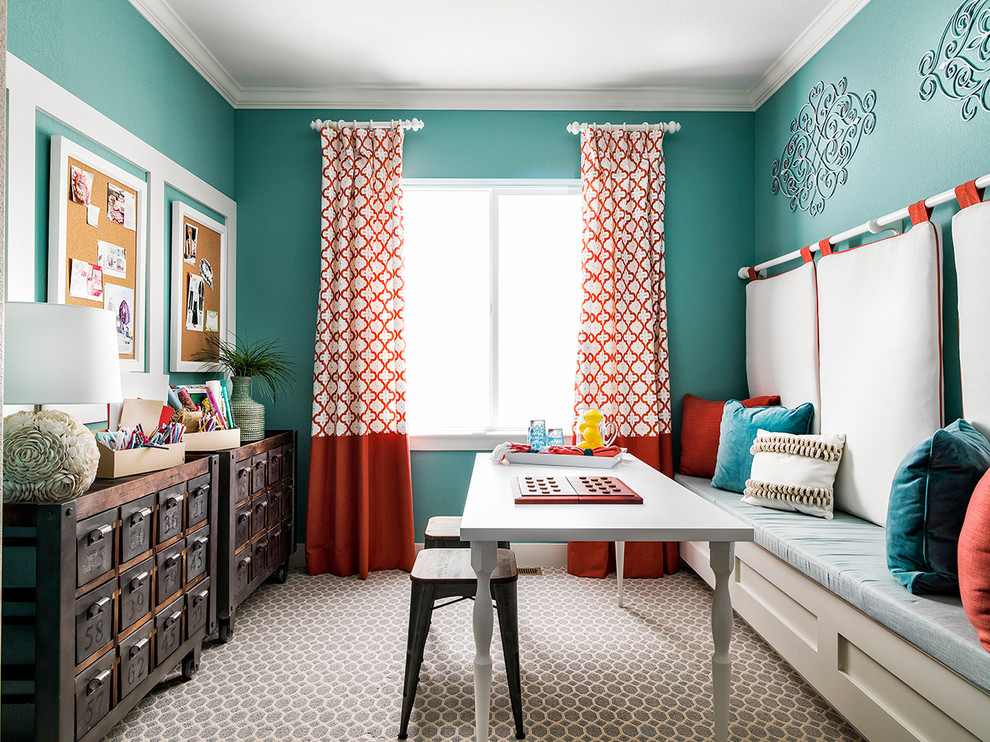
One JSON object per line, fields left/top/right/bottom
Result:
{"left": 235, "top": 552, "right": 252, "bottom": 596}
{"left": 75, "top": 650, "right": 114, "bottom": 739}
{"left": 187, "top": 473, "right": 211, "bottom": 528}
{"left": 76, "top": 511, "right": 115, "bottom": 588}
{"left": 235, "top": 461, "right": 252, "bottom": 503}
{"left": 251, "top": 498, "right": 268, "bottom": 537}
{"left": 119, "top": 557, "right": 153, "bottom": 632}
{"left": 156, "top": 538, "right": 185, "bottom": 604}
{"left": 186, "top": 577, "right": 210, "bottom": 640}
{"left": 186, "top": 528, "right": 209, "bottom": 583}
{"left": 157, "top": 485, "right": 185, "bottom": 544}
{"left": 75, "top": 580, "right": 116, "bottom": 664}
{"left": 120, "top": 494, "right": 154, "bottom": 563}
{"left": 118, "top": 620, "right": 152, "bottom": 700}
{"left": 155, "top": 597, "right": 184, "bottom": 667}
{"left": 235, "top": 501, "right": 252, "bottom": 549}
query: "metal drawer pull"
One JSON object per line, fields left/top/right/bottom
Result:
{"left": 238, "top": 467, "right": 250, "bottom": 479}
{"left": 196, "top": 485, "right": 210, "bottom": 497}
{"left": 237, "top": 513, "right": 250, "bottom": 523}
{"left": 130, "top": 507, "right": 151, "bottom": 526}
{"left": 193, "top": 592, "right": 206, "bottom": 606}
{"left": 165, "top": 611, "right": 181, "bottom": 627}
{"left": 88, "top": 524, "right": 112, "bottom": 545}
{"left": 254, "top": 461, "right": 265, "bottom": 470}
{"left": 166, "top": 494, "right": 183, "bottom": 508}
{"left": 165, "top": 555, "right": 180, "bottom": 569}
{"left": 87, "top": 670, "right": 111, "bottom": 694}
{"left": 130, "top": 571, "right": 150, "bottom": 590}
{"left": 130, "top": 638, "right": 149, "bottom": 657}
{"left": 87, "top": 596, "right": 110, "bottom": 619}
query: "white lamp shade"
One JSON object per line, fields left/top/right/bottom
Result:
{"left": 4, "top": 302, "right": 124, "bottom": 405}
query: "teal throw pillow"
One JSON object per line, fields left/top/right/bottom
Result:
{"left": 886, "top": 419, "right": 990, "bottom": 595}
{"left": 710, "top": 400, "right": 815, "bottom": 493}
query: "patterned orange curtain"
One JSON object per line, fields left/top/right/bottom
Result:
{"left": 305, "top": 125, "right": 415, "bottom": 578}
{"left": 568, "top": 128, "right": 679, "bottom": 579}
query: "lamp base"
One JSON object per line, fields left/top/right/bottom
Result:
{"left": 3, "top": 409, "right": 100, "bottom": 503}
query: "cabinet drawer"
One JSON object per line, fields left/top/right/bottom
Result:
{"left": 155, "top": 597, "right": 184, "bottom": 667}
{"left": 267, "top": 447, "right": 282, "bottom": 485}
{"left": 234, "top": 459, "right": 252, "bottom": 503}
{"left": 234, "top": 500, "right": 252, "bottom": 549}
{"left": 267, "top": 526, "right": 282, "bottom": 568}
{"left": 76, "top": 511, "right": 115, "bottom": 588}
{"left": 186, "top": 527, "right": 209, "bottom": 583}
{"left": 250, "top": 497, "right": 268, "bottom": 537}
{"left": 118, "top": 620, "right": 152, "bottom": 700}
{"left": 251, "top": 537, "right": 269, "bottom": 581}
{"left": 119, "top": 557, "right": 153, "bottom": 632}
{"left": 186, "top": 577, "right": 210, "bottom": 640}
{"left": 186, "top": 473, "right": 211, "bottom": 528}
{"left": 281, "top": 482, "right": 294, "bottom": 520}
{"left": 234, "top": 551, "right": 252, "bottom": 596}
{"left": 251, "top": 454, "right": 267, "bottom": 494}
{"left": 267, "top": 487, "right": 282, "bottom": 528}
{"left": 157, "top": 485, "right": 185, "bottom": 543}
{"left": 75, "top": 650, "right": 114, "bottom": 739}
{"left": 74, "top": 580, "right": 115, "bottom": 664}
{"left": 120, "top": 495, "right": 154, "bottom": 563}
{"left": 156, "top": 539, "right": 185, "bottom": 605}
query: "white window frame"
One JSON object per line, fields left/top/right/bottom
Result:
{"left": 402, "top": 179, "right": 582, "bottom": 451}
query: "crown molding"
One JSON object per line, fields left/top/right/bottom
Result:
{"left": 235, "top": 85, "right": 754, "bottom": 111}
{"left": 127, "top": 0, "right": 242, "bottom": 107}
{"left": 749, "top": 0, "right": 873, "bottom": 109}
{"left": 130, "top": 0, "right": 868, "bottom": 112}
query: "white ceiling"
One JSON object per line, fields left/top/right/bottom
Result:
{"left": 128, "top": 0, "right": 871, "bottom": 111}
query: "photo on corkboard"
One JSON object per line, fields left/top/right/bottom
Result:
{"left": 48, "top": 135, "right": 148, "bottom": 371}
{"left": 171, "top": 200, "right": 229, "bottom": 372}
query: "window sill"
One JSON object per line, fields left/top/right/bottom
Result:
{"left": 409, "top": 433, "right": 525, "bottom": 451}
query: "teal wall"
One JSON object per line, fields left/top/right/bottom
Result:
{"left": 9, "top": 0, "right": 235, "bottom": 196}
{"left": 234, "top": 109, "right": 756, "bottom": 538}
{"left": 755, "top": 0, "right": 990, "bottom": 423}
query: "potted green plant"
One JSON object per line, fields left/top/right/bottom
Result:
{"left": 196, "top": 333, "right": 295, "bottom": 442}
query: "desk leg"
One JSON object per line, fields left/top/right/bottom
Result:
{"left": 615, "top": 541, "right": 625, "bottom": 608}
{"left": 471, "top": 541, "right": 497, "bottom": 742}
{"left": 709, "top": 541, "right": 734, "bottom": 742}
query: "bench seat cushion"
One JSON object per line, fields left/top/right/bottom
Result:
{"left": 676, "top": 474, "right": 990, "bottom": 694}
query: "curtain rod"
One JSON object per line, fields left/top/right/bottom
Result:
{"left": 566, "top": 120, "right": 681, "bottom": 135}
{"left": 739, "top": 171, "right": 990, "bottom": 280}
{"left": 310, "top": 118, "right": 425, "bottom": 132}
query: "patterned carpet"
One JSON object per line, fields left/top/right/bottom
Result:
{"left": 107, "top": 566, "right": 864, "bottom": 741}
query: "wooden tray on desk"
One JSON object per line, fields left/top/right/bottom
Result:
{"left": 512, "top": 475, "right": 643, "bottom": 504}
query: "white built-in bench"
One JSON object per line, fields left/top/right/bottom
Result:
{"left": 676, "top": 474, "right": 990, "bottom": 742}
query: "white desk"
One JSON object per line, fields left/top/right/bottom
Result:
{"left": 460, "top": 453, "right": 754, "bottom": 742}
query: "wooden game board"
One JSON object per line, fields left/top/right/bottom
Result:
{"left": 512, "top": 475, "right": 644, "bottom": 504}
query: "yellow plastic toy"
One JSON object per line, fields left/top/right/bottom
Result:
{"left": 577, "top": 408, "right": 604, "bottom": 450}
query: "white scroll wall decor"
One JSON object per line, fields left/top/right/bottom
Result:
{"left": 816, "top": 222, "right": 943, "bottom": 526}
{"left": 952, "top": 185, "right": 990, "bottom": 438}
{"left": 746, "top": 261, "right": 822, "bottom": 433}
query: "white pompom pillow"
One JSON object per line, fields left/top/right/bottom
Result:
{"left": 743, "top": 430, "right": 847, "bottom": 519}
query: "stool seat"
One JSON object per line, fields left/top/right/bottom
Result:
{"left": 400, "top": 547, "right": 525, "bottom": 739}
{"left": 411, "top": 548, "right": 516, "bottom": 584}
{"left": 423, "top": 515, "right": 510, "bottom": 550}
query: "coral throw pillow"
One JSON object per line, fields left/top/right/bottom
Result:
{"left": 678, "top": 394, "right": 780, "bottom": 478}
{"left": 959, "top": 467, "right": 990, "bottom": 652}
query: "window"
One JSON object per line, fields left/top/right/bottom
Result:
{"left": 402, "top": 181, "right": 583, "bottom": 442}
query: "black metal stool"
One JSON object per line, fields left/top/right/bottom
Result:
{"left": 399, "top": 548, "right": 524, "bottom": 740}
{"left": 423, "top": 515, "right": 510, "bottom": 550}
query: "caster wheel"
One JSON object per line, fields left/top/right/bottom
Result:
{"left": 218, "top": 620, "right": 233, "bottom": 644}
{"left": 181, "top": 655, "right": 199, "bottom": 681}
{"left": 274, "top": 564, "right": 289, "bottom": 584}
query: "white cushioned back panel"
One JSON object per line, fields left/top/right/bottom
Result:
{"left": 817, "top": 221, "right": 942, "bottom": 526}
{"left": 953, "top": 200, "right": 990, "bottom": 439}
{"left": 746, "top": 262, "right": 821, "bottom": 432}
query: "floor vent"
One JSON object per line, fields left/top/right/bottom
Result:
{"left": 517, "top": 567, "right": 544, "bottom": 576}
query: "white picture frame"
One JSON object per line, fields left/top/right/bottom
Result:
{"left": 170, "top": 201, "right": 229, "bottom": 372}
{"left": 48, "top": 134, "right": 148, "bottom": 372}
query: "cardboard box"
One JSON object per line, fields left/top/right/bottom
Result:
{"left": 96, "top": 441, "right": 185, "bottom": 479}
{"left": 184, "top": 428, "right": 241, "bottom": 451}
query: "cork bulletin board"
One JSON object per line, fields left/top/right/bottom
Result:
{"left": 48, "top": 135, "right": 147, "bottom": 372}
{"left": 170, "top": 201, "right": 228, "bottom": 372}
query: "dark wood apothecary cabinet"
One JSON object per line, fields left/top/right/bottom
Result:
{"left": 1, "top": 456, "right": 219, "bottom": 742}
{"left": 189, "top": 430, "right": 296, "bottom": 643}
